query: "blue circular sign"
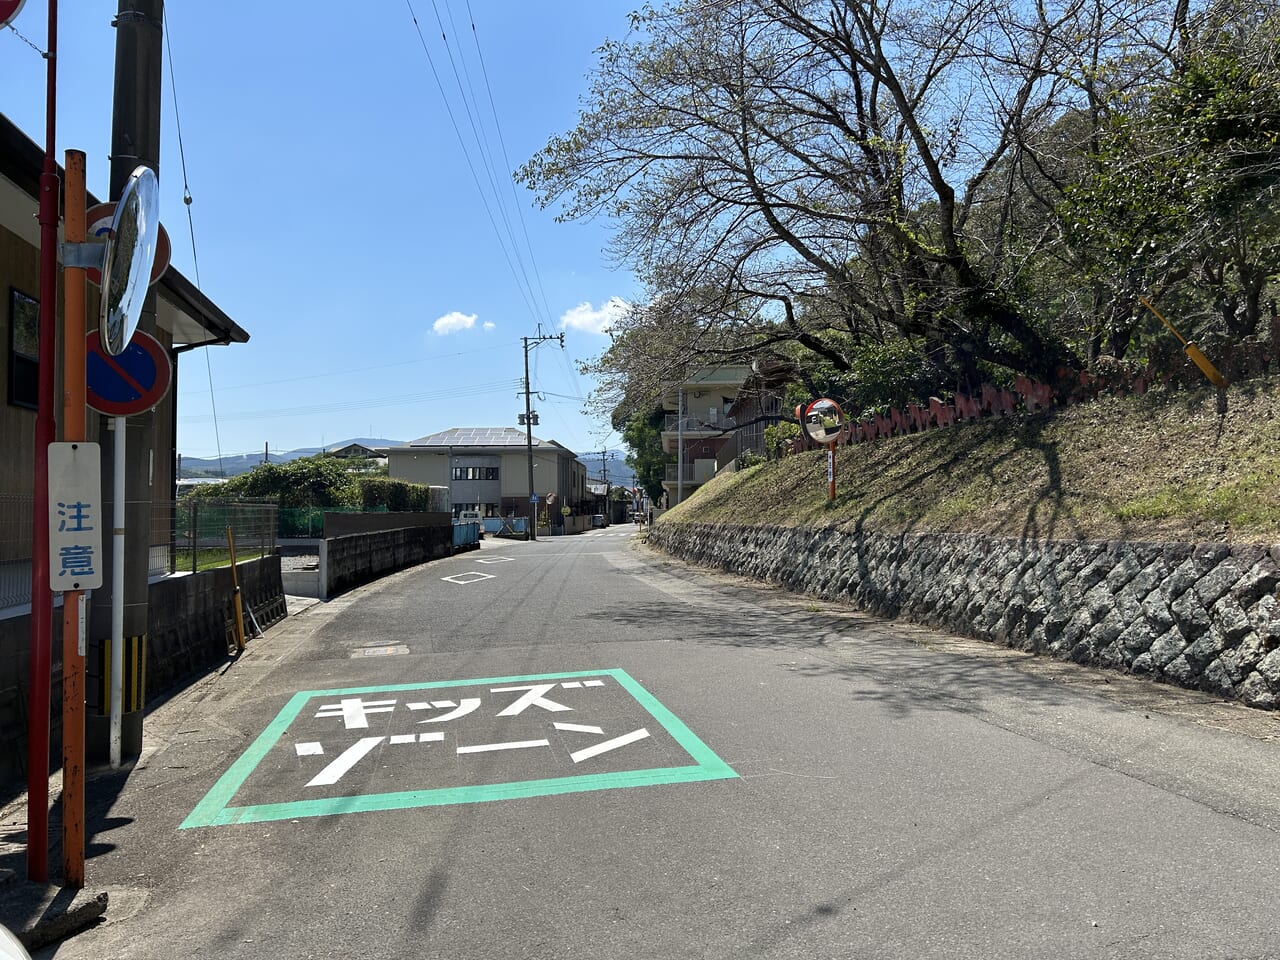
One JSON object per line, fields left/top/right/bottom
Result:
{"left": 86, "top": 330, "right": 172, "bottom": 416}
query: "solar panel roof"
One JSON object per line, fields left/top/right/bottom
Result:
{"left": 409, "top": 427, "right": 543, "bottom": 447}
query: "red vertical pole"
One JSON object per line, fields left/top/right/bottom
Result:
{"left": 28, "top": 0, "right": 60, "bottom": 884}
{"left": 827, "top": 442, "right": 836, "bottom": 501}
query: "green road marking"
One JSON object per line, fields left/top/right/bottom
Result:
{"left": 182, "top": 668, "right": 737, "bottom": 828}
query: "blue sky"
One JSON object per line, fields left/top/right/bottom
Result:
{"left": 0, "top": 2, "right": 639, "bottom": 463}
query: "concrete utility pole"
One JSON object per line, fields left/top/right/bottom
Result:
{"left": 600, "top": 449, "right": 608, "bottom": 518}
{"left": 676, "top": 388, "right": 685, "bottom": 505}
{"left": 521, "top": 332, "right": 562, "bottom": 541}
{"left": 88, "top": 0, "right": 164, "bottom": 763}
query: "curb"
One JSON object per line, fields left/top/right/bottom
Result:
{"left": 0, "top": 872, "right": 108, "bottom": 952}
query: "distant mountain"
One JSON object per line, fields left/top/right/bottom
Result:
{"left": 579, "top": 448, "right": 637, "bottom": 490}
{"left": 178, "top": 438, "right": 403, "bottom": 478}
{"left": 180, "top": 438, "right": 639, "bottom": 487}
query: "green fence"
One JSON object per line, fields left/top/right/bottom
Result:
{"left": 276, "top": 505, "right": 391, "bottom": 538}
{"left": 172, "top": 500, "right": 277, "bottom": 573}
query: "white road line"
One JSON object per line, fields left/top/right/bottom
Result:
{"left": 306, "top": 736, "right": 384, "bottom": 786}
{"left": 553, "top": 722, "right": 605, "bottom": 734}
{"left": 295, "top": 742, "right": 324, "bottom": 757}
{"left": 570, "top": 728, "right": 651, "bottom": 763}
{"left": 456, "top": 739, "right": 550, "bottom": 754}
{"left": 441, "top": 572, "right": 495, "bottom": 585}
{"left": 389, "top": 734, "right": 417, "bottom": 745}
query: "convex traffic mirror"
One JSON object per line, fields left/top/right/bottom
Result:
{"left": 99, "top": 165, "right": 160, "bottom": 355}
{"left": 803, "top": 398, "right": 845, "bottom": 444}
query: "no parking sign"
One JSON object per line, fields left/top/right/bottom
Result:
{"left": 86, "top": 329, "right": 172, "bottom": 416}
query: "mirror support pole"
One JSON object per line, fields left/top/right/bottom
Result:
{"left": 61, "top": 149, "right": 88, "bottom": 889}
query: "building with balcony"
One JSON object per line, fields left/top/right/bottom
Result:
{"left": 659, "top": 363, "right": 791, "bottom": 506}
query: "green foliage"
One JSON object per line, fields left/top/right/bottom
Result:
{"left": 1058, "top": 7, "right": 1280, "bottom": 344}
{"left": 356, "top": 477, "right": 439, "bottom": 512}
{"left": 185, "top": 455, "right": 441, "bottom": 512}
{"left": 621, "top": 408, "right": 670, "bottom": 503}
{"left": 240, "top": 456, "right": 360, "bottom": 507}
{"left": 784, "top": 336, "right": 950, "bottom": 418}
{"left": 764, "top": 421, "right": 800, "bottom": 459}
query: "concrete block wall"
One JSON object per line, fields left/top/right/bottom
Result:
{"left": 325, "top": 525, "right": 454, "bottom": 598}
{"left": 0, "top": 555, "right": 286, "bottom": 800}
{"left": 146, "top": 555, "right": 286, "bottom": 693}
{"left": 649, "top": 523, "right": 1280, "bottom": 710}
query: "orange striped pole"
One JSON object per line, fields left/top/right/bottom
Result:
{"left": 61, "top": 149, "right": 87, "bottom": 888}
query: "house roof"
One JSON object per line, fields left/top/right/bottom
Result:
{"left": 0, "top": 112, "right": 248, "bottom": 348}
{"left": 408, "top": 426, "right": 543, "bottom": 447}
{"left": 400, "top": 426, "right": 579, "bottom": 459}
{"left": 328, "top": 442, "right": 384, "bottom": 458}
{"left": 661, "top": 366, "right": 751, "bottom": 409}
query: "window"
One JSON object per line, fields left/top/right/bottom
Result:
{"left": 8, "top": 287, "right": 38, "bottom": 410}
{"left": 451, "top": 465, "right": 500, "bottom": 481}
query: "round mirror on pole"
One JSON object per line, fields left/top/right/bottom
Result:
{"left": 803, "top": 397, "right": 845, "bottom": 444}
{"left": 98, "top": 165, "right": 160, "bottom": 356}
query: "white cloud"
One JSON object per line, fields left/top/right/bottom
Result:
{"left": 433, "top": 311, "right": 478, "bottom": 335}
{"left": 483, "top": 321, "right": 496, "bottom": 331}
{"left": 559, "top": 297, "right": 629, "bottom": 335}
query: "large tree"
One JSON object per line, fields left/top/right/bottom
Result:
{"left": 1059, "top": 0, "right": 1280, "bottom": 346}
{"left": 521, "top": 0, "right": 1194, "bottom": 419}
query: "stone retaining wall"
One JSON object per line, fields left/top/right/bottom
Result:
{"left": 649, "top": 522, "right": 1280, "bottom": 710}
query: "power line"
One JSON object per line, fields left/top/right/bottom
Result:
{"left": 430, "top": 0, "right": 539, "bottom": 309}
{"left": 463, "top": 0, "right": 556, "bottom": 327}
{"left": 403, "top": 0, "right": 561, "bottom": 335}
{"left": 163, "top": 7, "right": 227, "bottom": 480}
{"left": 175, "top": 343, "right": 501, "bottom": 394}
{"left": 403, "top": 0, "right": 544, "bottom": 325}
{"left": 177, "top": 378, "right": 522, "bottom": 424}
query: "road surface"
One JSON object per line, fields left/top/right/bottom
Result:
{"left": 31, "top": 528, "right": 1280, "bottom": 959}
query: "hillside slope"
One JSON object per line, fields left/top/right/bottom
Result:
{"left": 667, "top": 378, "right": 1280, "bottom": 546}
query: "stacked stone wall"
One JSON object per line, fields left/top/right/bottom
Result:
{"left": 649, "top": 523, "right": 1280, "bottom": 709}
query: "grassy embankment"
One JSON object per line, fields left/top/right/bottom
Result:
{"left": 664, "top": 378, "right": 1280, "bottom": 546}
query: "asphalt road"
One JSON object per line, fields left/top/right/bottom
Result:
{"left": 30, "top": 528, "right": 1280, "bottom": 959}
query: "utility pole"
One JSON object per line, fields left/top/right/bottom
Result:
{"left": 676, "top": 388, "right": 685, "bottom": 505}
{"left": 88, "top": 0, "right": 165, "bottom": 765}
{"left": 600, "top": 449, "right": 608, "bottom": 520}
{"left": 520, "top": 332, "right": 562, "bottom": 540}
